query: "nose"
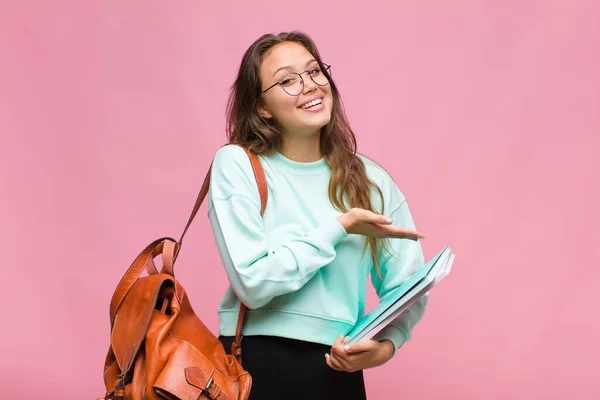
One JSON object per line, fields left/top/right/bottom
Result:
{"left": 301, "top": 74, "right": 318, "bottom": 94}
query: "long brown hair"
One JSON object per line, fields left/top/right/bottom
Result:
{"left": 226, "top": 31, "right": 390, "bottom": 274}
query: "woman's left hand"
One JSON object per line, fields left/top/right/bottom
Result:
{"left": 325, "top": 334, "right": 395, "bottom": 373}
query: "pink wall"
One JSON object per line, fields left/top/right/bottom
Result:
{"left": 1, "top": 1, "right": 598, "bottom": 398}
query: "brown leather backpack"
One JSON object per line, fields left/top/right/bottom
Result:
{"left": 99, "top": 147, "right": 267, "bottom": 400}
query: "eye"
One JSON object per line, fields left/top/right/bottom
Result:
{"left": 308, "top": 67, "right": 321, "bottom": 75}
{"left": 280, "top": 75, "right": 299, "bottom": 86}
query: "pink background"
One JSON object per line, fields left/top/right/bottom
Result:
{"left": 1, "top": 1, "right": 598, "bottom": 399}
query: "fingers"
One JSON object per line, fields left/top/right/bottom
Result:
{"left": 350, "top": 208, "right": 392, "bottom": 226}
{"left": 362, "top": 209, "right": 393, "bottom": 225}
{"left": 325, "top": 353, "right": 346, "bottom": 371}
{"left": 372, "top": 214, "right": 393, "bottom": 225}
{"left": 331, "top": 335, "right": 352, "bottom": 363}
{"left": 349, "top": 209, "right": 425, "bottom": 240}
{"left": 327, "top": 335, "right": 353, "bottom": 372}
{"left": 327, "top": 336, "right": 394, "bottom": 372}
{"left": 377, "top": 225, "right": 425, "bottom": 240}
{"left": 397, "top": 229, "right": 425, "bottom": 241}
{"left": 343, "top": 340, "right": 370, "bottom": 354}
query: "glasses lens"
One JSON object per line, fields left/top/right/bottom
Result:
{"left": 311, "top": 65, "right": 331, "bottom": 86}
{"left": 281, "top": 74, "right": 303, "bottom": 96}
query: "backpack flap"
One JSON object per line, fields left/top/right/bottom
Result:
{"left": 110, "top": 273, "right": 174, "bottom": 373}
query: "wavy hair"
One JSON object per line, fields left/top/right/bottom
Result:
{"left": 226, "top": 31, "right": 390, "bottom": 275}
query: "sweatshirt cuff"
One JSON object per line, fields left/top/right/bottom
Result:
{"left": 313, "top": 219, "right": 348, "bottom": 248}
{"left": 373, "top": 325, "right": 409, "bottom": 357}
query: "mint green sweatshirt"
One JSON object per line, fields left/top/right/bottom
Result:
{"left": 207, "top": 145, "right": 428, "bottom": 352}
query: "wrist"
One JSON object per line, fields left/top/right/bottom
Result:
{"left": 378, "top": 339, "right": 395, "bottom": 362}
{"left": 336, "top": 213, "right": 352, "bottom": 232}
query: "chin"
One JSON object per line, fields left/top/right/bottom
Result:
{"left": 305, "top": 117, "right": 331, "bottom": 133}
{"left": 315, "top": 114, "right": 332, "bottom": 128}
{"left": 302, "top": 110, "right": 332, "bottom": 128}
{"left": 287, "top": 107, "right": 332, "bottom": 135}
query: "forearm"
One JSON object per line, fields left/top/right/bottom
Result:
{"left": 374, "top": 293, "right": 429, "bottom": 352}
{"left": 209, "top": 200, "right": 347, "bottom": 308}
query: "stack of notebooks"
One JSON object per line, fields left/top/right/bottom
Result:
{"left": 346, "top": 246, "right": 455, "bottom": 344}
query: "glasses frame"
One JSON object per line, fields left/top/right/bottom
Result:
{"left": 262, "top": 64, "right": 332, "bottom": 96}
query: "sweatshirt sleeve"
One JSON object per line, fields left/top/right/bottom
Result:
{"left": 207, "top": 145, "right": 348, "bottom": 309}
{"left": 370, "top": 198, "right": 429, "bottom": 354}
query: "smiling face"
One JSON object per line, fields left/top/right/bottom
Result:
{"left": 258, "top": 41, "right": 333, "bottom": 140}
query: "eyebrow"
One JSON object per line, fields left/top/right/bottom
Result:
{"left": 272, "top": 59, "right": 318, "bottom": 77}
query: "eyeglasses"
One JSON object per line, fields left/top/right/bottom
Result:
{"left": 262, "top": 64, "right": 332, "bottom": 96}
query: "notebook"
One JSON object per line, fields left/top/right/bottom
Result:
{"left": 346, "top": 246, "right": 454, "bottom": 344}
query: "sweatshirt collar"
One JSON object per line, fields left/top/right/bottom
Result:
{"left": 268, "top": 151, "right": 330, "bottom": 176}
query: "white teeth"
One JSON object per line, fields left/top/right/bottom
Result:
{"left": 300, "top": 98, "right": 322, "bottom": 109}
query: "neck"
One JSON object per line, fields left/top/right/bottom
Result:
{"left": 279, "top": 131, "right": 322, "bottom": 162}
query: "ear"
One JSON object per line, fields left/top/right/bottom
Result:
{"left": 257, "top": 102, "right": 273, "bottom": 119}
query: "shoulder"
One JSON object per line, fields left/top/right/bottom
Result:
{"left": 213, "top": 144, "right": 251, "bottom": 167}
{"left": 211, "top": 144, "right": 257, "bottom": 179}
{"left": 210, "top": 144, "right": 259, "bottom": 198}
{"left": 357, "top": 153, "right": 391, "bottom": 182}
{"left": 357, "top": 153, "right": 407, "bottom": 207}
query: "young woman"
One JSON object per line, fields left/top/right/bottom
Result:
{"left": 208, "top": 31, "right": 428, "bottom": 399}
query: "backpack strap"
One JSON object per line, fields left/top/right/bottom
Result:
{"left": 176, "top": 145, "right": 267, "bottom": 364}
{"left": 230, "top": 148, "right": 267, "bottom": 363}
{"left": 176, "top": 146, "right": 267, "bottom": 252}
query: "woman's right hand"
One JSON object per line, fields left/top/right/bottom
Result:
{"left": 336, "top": 208, "right": 425, "bottom": 241}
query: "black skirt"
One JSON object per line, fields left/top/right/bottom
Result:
{"left": 219, "top": 335, "right": 367, "bottom": 400}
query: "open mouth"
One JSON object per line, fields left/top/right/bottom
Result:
{"left": 298, "top": 98, "right": 323, "bottom": 110}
